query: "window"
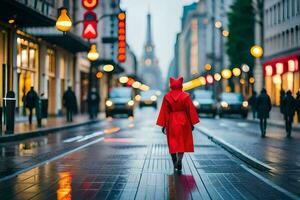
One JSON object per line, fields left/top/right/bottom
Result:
{"left": 291, "top": 28, "right": 294, "bottom": 47}
{"left": 283, "top": 0, "right": 286, "bottom": 20}
{"left": 292, "top": 0, "right": 295, "bottom": 16}
{"left": 46, "top": 49, "right": 55, "bottom": 77}
{"left": 278, "top": 2, "right": 281, "bottom": 23}
{"left": 287, "top": 0, "right": 290, "bottom": 19}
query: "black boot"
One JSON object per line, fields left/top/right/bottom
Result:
{"left": 176, "top": 160, "right": 182, "bottom": 171}
{"left": 171, "top": 154, "right": 177, "bottom": 169}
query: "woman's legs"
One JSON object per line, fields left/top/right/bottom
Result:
{"left": 171, "top": 153, "right": 177, "bottom": 167}
{"left": 176, "top": 153, "right": 184, "bottom": 171}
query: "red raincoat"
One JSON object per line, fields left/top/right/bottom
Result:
{"left": 156, "top": 77, "right": 200, "bottom": 153}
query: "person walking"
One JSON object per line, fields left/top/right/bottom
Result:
{"left": 256, "top": 89, "right": 272, "bottom": 137}
{"left": 295, "top": 91, "right": 300, "bottom": 123}
{"left": 88, "top": 88, "right": 100, "bottom": 119}
{"left": 63, "top": 86, "right": 78, "bottom": 122}
{"left": 156, "top": 77, "right": 200, "bottom": 172}
{"left": 248, "top": 91, "right": 257, "bottom": 119}
{"left": 25, "top": 87, "right": 38, "bottom": 125}
{"left": 283, "top": 90, "right": 296, "bottom": 137}
{"left": 280, "top": 90, "right": 286, "bottom": 115}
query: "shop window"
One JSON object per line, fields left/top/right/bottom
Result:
{"left": 46, "top": 49, "right": 55, "bottom": 77}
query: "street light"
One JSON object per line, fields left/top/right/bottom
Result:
{"left": 214, "top": 73, "right": 222, "bottom": 81}
{"left": 56, "top": 7, "right": 72, "bottom": 32}
{"left": 242, "top": 64, "right": 250, "bottom": 72}
{"left": 232, "top": 68, "right": 241, "bottom": 76}
{"left": 103, "top": 64, "right": 114, "bottom": 72}
{"left": 87, "top": 44, "right": 99, "bottom": 61}
{"left": 215, "top": 20, "right": 222, "bottom": 29}
{"left": 222, "top": 30, "right": 229, "bottom": 37}
{"left": 119, "top": 76, "right": 128, "bottom": 84}
{"left": 221, "top": 69, "right": 232, "bottom": 79}
{"left": 204, "top": 64, "right": 212, "bottom": 71}
{"left": 250, "top": 45, "right": 263, "bottom": 58}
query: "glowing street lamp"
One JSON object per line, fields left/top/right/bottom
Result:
{"left": 96, "top": 71, "right": 103, "bottom": 79}
{"left": 119, "top": 76, "right": 128, "bottom": 83}
{"left": 215, "top": 20, "right": 222, "bottom": 29}
{"left": 214, "top": 73, "right": 222, "bottom": 81}
{"left": 132, "top": 81, "right": 141, "bottom": 89}
{"left": 204, "top": 64, "right": 212, "bottom": 71}
{"left": 103, "top": 64, "right": 114, "bottom": 72}
{"left": 250, "top": 45, "right": 263, "bottom": 58}
{"left": 221, "top": 69, "right": 232, "bottom": 79}
{"left": 232, "top": 68, "right": 241, "bottom": 76}
{"left": 249, "top": 77, "right": 255, "bottom": 84}
{"left": 241, "top": 64, "right": 250, "bottom": 72}
{"left": 87, "top": 44, "right": 99, "bottom": 61}
{"left": 222, "top": 30, "right": 229, "bottom": 37}
{"left": 56, "top": 8, "right": 72, "bottom": 32}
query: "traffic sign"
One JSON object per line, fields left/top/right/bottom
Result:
{"left": 82, "top": 11, "right": 98, "bottom": 39}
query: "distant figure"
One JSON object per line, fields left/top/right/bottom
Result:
{"left": 280, "top": 90, "right": 286, "bottom": 115}
{"left": 283, "top": 90, "right": 295, "bottom": 137}
{"left": 25, "top": 87, "right": 38, "bottom": 125}
{"left": 295, "top": 91, "right": 300, "bottom": 123}
{"left": 88, "top": 88, "right": 100, "bottom": 119}
{"left": 156, "top": 77, "right": 199, "bottom": 172}
{"left": 248, "top": 91, "right": 257, "bottom": 119}
{"left": 256, "top": 89, "right": 272, "bottom": 137}
{"left": 63, "top": 86, "right": 78, "bottom": 122}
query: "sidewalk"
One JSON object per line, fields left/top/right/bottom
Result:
{"left": 0, "top": 114, "right": 102, "bottom": 143}
{"left": 196, "top": 118, "right": 300, "bottom": 196}
{"left": 248, "top": 106, "right": 300, "bottom": 129}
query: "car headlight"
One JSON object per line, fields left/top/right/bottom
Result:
{"left": 150, "top": 95, "right": 157, "bottom": 101}
{"left": 127, "top": 100, "right": 134, "bottom": 106}
{"left": 221, "top": 101, "right": 228, "bottom": 108}
{"left": 242, "top": 101, "right": 248, "bottom": 107}
{"left": 106, "top": 100, "right": 113, "bottom": 107}
{"left": 193, "top": 100, "right": 199, "bottom": 107}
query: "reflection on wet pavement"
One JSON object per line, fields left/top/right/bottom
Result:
{"left": 0, "top": 108, "right": 297, "bottom": 199}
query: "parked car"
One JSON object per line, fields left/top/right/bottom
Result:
{"left": 105, "top": 87, "right": 134, "bottom": 117}
{"left": 139, "top": 90, "right": 157, "bottom": 109}
{"left": 192, "top": 90, "right": 217, "bottom": 117}
{"left": 218, "top": 92, "right": 248, "bottom": 118}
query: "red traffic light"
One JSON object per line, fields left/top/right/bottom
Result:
{"left": 117, "top": 11, "right": 126, "bottom": 63}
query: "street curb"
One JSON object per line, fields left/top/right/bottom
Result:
{"left": 196, "top": 126, "right": 275, "bottom": 172}
{"left": 0, "top": 119, "right": 100, "bottom": 143}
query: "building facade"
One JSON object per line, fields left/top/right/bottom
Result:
{"left": 263, "top": 0, "right": 300, "bottom": 105}
{"left": 169, "top": 0, "right": 232, "bottom": 90}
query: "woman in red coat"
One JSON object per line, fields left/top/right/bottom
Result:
{"left": 156, "top": 77, "right": 200, "bottom": 171}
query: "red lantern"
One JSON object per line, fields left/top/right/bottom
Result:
{"left": 82, "top": 0, "right": 98, "bottom": 10}
{"left": 82, "top": 11, "right": 98, "bottom": 39}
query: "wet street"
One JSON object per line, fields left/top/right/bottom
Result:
{"left": 0, "top": 108, "right": 299, "bottom": 200}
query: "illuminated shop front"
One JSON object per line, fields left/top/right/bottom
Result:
{"left": 0, "top": 27, "right": 8, "bottom": 103}
{"left": 263, "top": 53, "right": 299, "bottom": 106}
{"left": 16, "top": 36, "right": 39, "bottom": 111}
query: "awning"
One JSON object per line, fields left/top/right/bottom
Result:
{"left": 24, "top": 27, "right": 89, "bottom": 53}
{"left": 263, "top": 52, "right": 300, "bottom": 76}
{"left": 1, "top": 0, "right": 56, "bottom": 27}
{"left": 91, "top": 59, "right": 124, "bottom": 74}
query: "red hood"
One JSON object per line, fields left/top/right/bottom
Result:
{"left": 168, "top": 77, "right": 186, "bottom": 102}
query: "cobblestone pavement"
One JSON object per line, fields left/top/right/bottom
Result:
{"left": 0, "top": 108, "right": 297, "bottom": 199}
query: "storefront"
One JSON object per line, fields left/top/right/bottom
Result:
{"left": 263, "top": 53, "right": 300, "bottom": 105}
{"left": 0, "top": 26, "right": 8, "bottom": 104}
{"left": 16, "top": 35, "right": 39, "bottom": 111}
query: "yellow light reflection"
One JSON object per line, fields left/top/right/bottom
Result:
{"left": 104, "top": 127, "right": 121, "bottom": 134}
{"left": 57, "top": 172, "right": 72, "bottom": 200}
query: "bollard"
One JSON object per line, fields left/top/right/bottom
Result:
{"left": 4, "top": 91, "right": 16, "bottom": 134}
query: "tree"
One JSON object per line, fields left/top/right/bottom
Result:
{"left": 226, "top": 0, "right": 255, "bottom": 76}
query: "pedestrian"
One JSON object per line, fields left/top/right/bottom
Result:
{"left": 63, "top": 86, "right": 78, "bottom": 122}
{"left": 280, "top": 90, "right": 286, "bottom": 115}
{"left": 248, "top": 91, "right": 257, "bottom": 119}
{"left": 256, "top": 88, "right": 272, "bottom": 137}
{"left": 295, "top": 91, "right": 300, "bottom": 123}
{"left": 156, "top": 77, "right": 200, "bottom": 172}
{"left": 25, "top": 86, "right": 38, "bottom": 125}
{"left": 88, "top": 88, "right": 100, "bottom": 119}
{"left": 283, "top": 90, "right": 296, "bottom": 137}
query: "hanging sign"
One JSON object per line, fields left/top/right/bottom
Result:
{"left": 82, "top": 0, "right": 98, "bottom": 10}
{"left": 82, "top": 11, "right": 98, "bottom": 39}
